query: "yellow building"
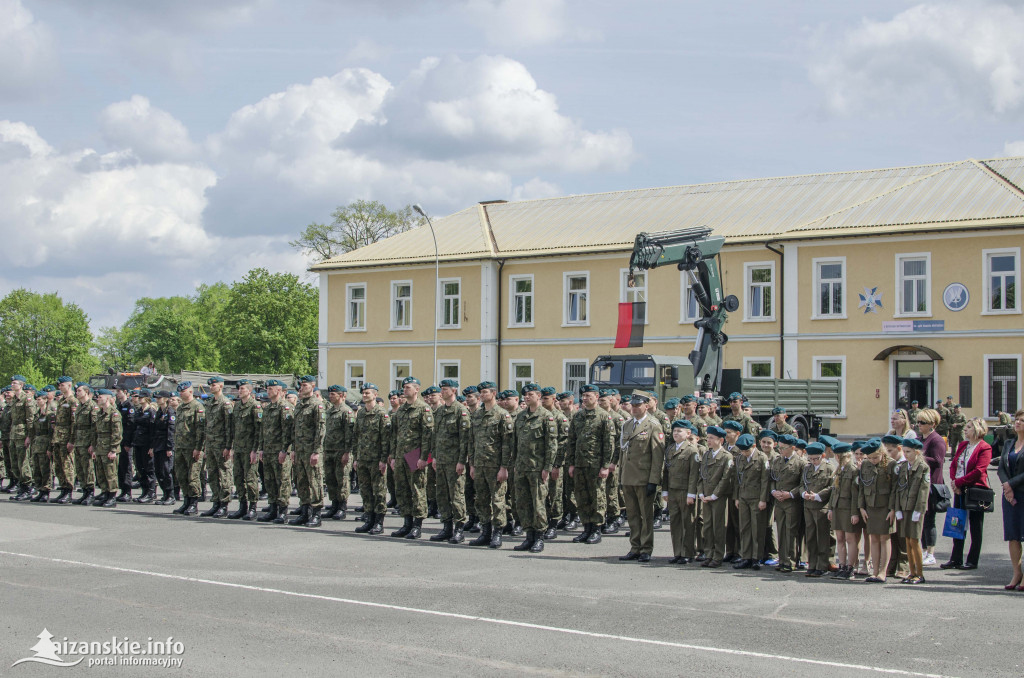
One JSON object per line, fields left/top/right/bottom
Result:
{"left": 312, "top": 157, "right": 1023, "bottom": 433}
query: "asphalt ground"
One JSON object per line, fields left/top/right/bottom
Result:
{"left": 0, "top": 497, "right": 1020, "bottom": 678}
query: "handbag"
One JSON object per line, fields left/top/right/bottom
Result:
{"left": 964, "top": 486, "right": 996, "bottom": 513}
{"left": 930, "top": 483, "right": 951, "bottom": 512}
{"left": 942, "top": 507, "right": 968, "bottom": 540}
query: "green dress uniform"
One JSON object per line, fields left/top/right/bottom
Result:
{"left": 894, "top": 457, "right": 929, "bottom": 539}
{"left": 51, "top": 394, "right": 77, "bottom": 496}
{"left": 857, "top": 460, "right": 895, "bottom": 535}
{"left": 258, "top": 398, "right": 293, "bottom": 518}
{"left": 292, "top": 395, "right": 326, "bottom": 512}
{"left": 323, "top": 400, "right": 355, "bottom": 514}
{"left": 801, "top": 461, "right": 836, "bottom": 573}
{"left": 697, "top": 446, "right": 734, "bottom": 564}
{"left": 734, "top": 449, "right": 770, "bottom": 563}
{"left": 230, "top": 395, "right": 262, "bottom": 514}
{"left": 432, "top": 400, "right": 471, "bottom": 531}
{"left": 204, "top": 393, "right": 234, "bottom": 507}
{"left": 71, "top": 398, "right": 99, "bottom": 499}
{"left": 29, "top": 404, "right": 55, "bottom": 494}
{"left": 664, "top": 439, "right": 699, "bottom": 558}
{"left": 828, "top": 460, "right": 861, "bottom": 533}
{"left": 390, "top": 397, "right": 434, "bottom": 523}
{"left": 510, "top": 405, "right": 557, "bottom": 549}
{"left": 769, "top": 452, "right": 807, "bottom": 569}
{"left": 93, "top": 401, "right": 122, "bottom": 498}
{"left": 468, "top": 404, "right": 513, "bottom": 540}
{"left": 567, "top": 406, "right": 615, "bottom": 537}
{"left": 173, "top": 397, "right": 206, "bottom": 503}
{"left": 353, "top": 403, "right": 391, "bottom": 532}
{"left": 620, "top": 415, "right": 666, "bottom": 558}
{"left": 8, "top": 390, "right": 36, "bottom": 489}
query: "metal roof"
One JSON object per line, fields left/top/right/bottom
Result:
{"left": 312, "top": 157, "right": 1024, "bottom": 271}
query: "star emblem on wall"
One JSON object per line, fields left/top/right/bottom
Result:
{"left": 858, "top": 287, "right": 883, "bottom": 314}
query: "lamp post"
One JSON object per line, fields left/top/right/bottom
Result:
{"left": 413, "top": 204, "right": 439, "bottom": 385}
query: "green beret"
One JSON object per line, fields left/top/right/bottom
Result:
{"left": 728, "top": 391, "right": 743, "bottom": 401}
{"left": 818, "top": 435, "right": 840, "bottom": 448}
{"left": 833, "top": 442, "right": 853, "bottom": 454}
{"left": 439, "top": 378, "right": 459, "bottom": 389}
{"left": 477, "top": 381, "right": 496, "bottom": 391}
{"left": 456, "top": 394, "right": 466, "bottom": 403}
{"left": 805, "top": 442, "right": 826, "bottom": 455}
{"left": 10, "top": 374, "right": 26, "bottom": 383}
{"left": 722, "top": 420, "right": 743, "bottom": 432}
{"left": 96, "top": 388, "right": 113, "bottom": 396}
{"left": 540, "top": 386, "right": 557, "bottom": 396}
{"left": 388, "top": 389, "right": 401, "bottom": 397}
{"left": 794, "top": 439, "right": 807, "bottom": 450}
{"left": 287, "top": 389, "right": 298, "bottom": 396}
{"left": 861, "top": 438, "right": 881, "bottom": 454}
{"left": 327, "top": 385, "right": 347, "bottom": 393}
{"left": 758, "top": 429, "right": 778, "bottom": 441}
{"left": 24, "top": 384, "right": 36, "bottom": 392}
{"left": 736, "top": 433, "right": 755, "bottom": 450}
{"left": 42, "top": 385, "right": 56, "bottom": 393}
{"left": 422, "top": 386, "right": 440, "bottom": 396}
{"left": 579, "top": 384, "right": 599, "bottom": 395}
{"left": 462, "top": 386, "right": 479, "bottom": 395}
{"left": 207, "top": 376, "right": 224, "bottom": 384}
{"left": 664, "top": 397, "right": 680, "bottom": 409}
{"left": 362, "top": 382, "right": 378, "bottom": 392}
{"left": 556, "top": 391, "right": 574, "bottom": 401}
{"left": 771, "top": 406, "right": 786, "bottom": 415}
{"left": 264, "top": 379, "right": 283, "bottom": 388}
{"left": 521, "top": 382, "right": 540, "bottom": 394}
{"left": 298, "top": 375, "right": 316, "bottom": 384}
{"left": 777, "top": 434, "right": 797, "bottom": 446}
{"left": 402, "top": 376, "right": 421, "bottom": 386}
{"left": 57, "top": 376, "right": 73, "bottom": 384}
{"left": 706, "top": 425, "right": 726, "bottom": 438}
{"left": 681, "top": 394, "right": 696, "bottom": 403}
{"left": 177, "top": 381, "right": 193, "bottom": 392}
{"left": 881, "top": 434, "right": 904, "bottom": 446}
{"left": 903, "top": 438, "right": 923, "bottom": 450}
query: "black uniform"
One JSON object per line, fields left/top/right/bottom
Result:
{"left": 153, "top": 405, "right": 176, "bottom": 497}
{"left": 132, "top": 406, "right": 157, "bottom": 498}
{"left": 116, "top": 396, "right": 136, "bottom": 495}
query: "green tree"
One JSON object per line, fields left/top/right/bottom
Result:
{"left": 290, "top": 200, "right": 423, "bottom": 263}
{"left": 217, "top": 268, "right": 318, "bottom": 374}
{"left": 123, "top": 296, "right": 220, "bottom": 372}
{"left": 0, "top": 289, "right": 95, "bottom": 383}
{"left": 93, "top": 325, "right": 135, "bottom": 373}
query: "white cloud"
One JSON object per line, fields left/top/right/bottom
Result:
{"left": 512, "top": 177, "right": 562, "bottom": 201}
{"left": 463, "top": 0, "right": 598, "bottom": 46}
{"left": 0, "top": 0, "right": 56, "bottom": 101}
{"left": 810, "top": 2, "right": 1024, "bottom": 117}
{"left": 99, "top": 96, "right": 199, "bottom": 163}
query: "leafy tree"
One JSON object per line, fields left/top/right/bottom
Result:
{"left": 93, "top": 325, "right": 135, "bottom": 373}
{"left": 0, "top": 289, "right": 95, "bottom": 383}
{"left": 290, "top": 200, "right": 423, "bottom": 263}
{"left": 123, "top": 296, "right": 220, "bottom": 373}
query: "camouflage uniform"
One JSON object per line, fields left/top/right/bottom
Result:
{"left": 568, "top": 406, "right": 615, "bottom": 527}
{"left": 468, "top": 404, "right": 513, "bottom": 527}
{"left": 72, "top": 398, "right": 99, "bottom": 493}
{"left": 29, "top": 402, "right": 55, "bottom": 492}
{"left": 768, "top": 419, "right": 796, "bottom": 436}
{"left": 323, "top": 400, "right": 355, "bottom": 509}
{"left": 93, "top": 401, "right": 123, "bottom": 494}
{"left": 353, "top": 403, "right": 390, "bottom": 517}
{"left": 52, "top": 393, "right": 77, "bottom": 493}
{"left": 8, "top": 390, "right": 36, "bottom": 487}
{"left": 292, "top": 395, "right": 326, "bottom": 509}
{"left": 0, "top": 401, "right": 11, "bottom": 483}
{"left": 721, "top": 409, "right": 756, "bottom": 435}
{"left": 204, "top": 393, "right": 234, "bottom": 505}
{"left": 948, "top": 410, "right": 967, "bottom": 451}
{"left": 230, "top": 395, "right": 262, "bottom": 504}
{"left": 173, "top": 398, "right": 206, "bottom": 499}
{"left": 603, "top": 407, "right": 626, "bottom": 520}
{"left": 510, "top": 406, "right": 557, "bottom": 533}
{"left": 259, "top": 398, "right": 294, "bottom": 510}
{"left": 390, "top": 397, "right": 434, "bottom": 519}
{"left": 433, "top": 400, "right": 471, "bottom": 524}
{"left": 545, "top": 407, "right": 570, "bottom": 524}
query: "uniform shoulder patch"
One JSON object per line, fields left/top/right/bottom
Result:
{"left": 113, "top": 412, "right": 121, "bottom": 420}
{"left": 658, "top": 432, "right": 664, "bottom": 440}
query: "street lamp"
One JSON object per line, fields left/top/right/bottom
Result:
{"left": 413, "top": 204, "right": 439, "bottom": 385}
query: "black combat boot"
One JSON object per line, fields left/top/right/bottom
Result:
{"left": 137, "top": 492, "right": 154, "bottom": 504}
{"left": 115, "top": 490, "right": 131, "bottom": 503}
{"left": 529, "top": 531, "right": 545, "bottom": 553}
{"left": 272, "top": 504, "right": 289, "bottom": 524}
{"left": 257, "top": 504, "right": 278, "bottom": 522}
{"left": 288, "top": 506, "right": 302, "bottom": 516}
{"left": 335, "top": 499, "right": 347, "bottom": 521}
{"left": 12, "top": 484, "right": 33, "bottom": 501}
{"left": 430, "top": 520, "right": 453, "bottom": 542}
{"left": 354, "top": 512, "right": 375, "bottom": 533}
{"left": 183, "top": 497, "right": 198, "bottom": 516}
{"left": 566, "top": 513, "right": 580, "bottom": 529}
{"left": 501, "top": 521, "right": 513, "bottom": 536}
{"left": 322, "top": 501, "right": 340, "bottom": 520}
{"left": 449, "top": 521, "right": 465, "bottom": 544}
{"left": 91, "top": 491, "right": 109, "bottom": 506}
{"left": 584, "top": 526, "right": 602, "bottom": 545}
{"left": 556, "top": 513, "right": 569, "bottom": 530}
{"left": 288, "top": 505, "right": 310, "bottom": 526}
{"left": 244, "top": 502, "right": 257, "bottom": 521}
{"left": 51, "top": 489, "right": 68, "bottom": 504}
{"left": 488, "top": 523, "right": 502, "bottom": 549}
{"left": 74, "top": 488, "right": 93, "bottom": 505}
{"left": 306, "top": 506, "right": 322, "bottom": 528}
{"left": 102, "top": 493, "right": 117, "bottom": 508}
{"left": 601, "top": 518, "right": 619, "bottom": 534}
{"left": 512, "top": 521, "right": 523, "bottom": 537}
{"left": 468, "top": 523, "right": 492, "bottom": 547}
{"left": 466, "top": 514, "right": 481, "bottom": 533}
{"left": 406, "top": 517, "right": 423, "bottom": 539}
{"left": 391, "top": 515, "right": 413, "bottom": 538}
{"left": 172, "top": 496, "right": 190, "bottom": 514}
{"left": 514, "top": 529, "right": 536, "bottom": 551}
{"left": 199, "top": 501, "right": 220, "bottom": 517}
{"left": 369, "top": 513, "right": 384, "bottom": 535}
{"left": 427, "top": 500, "right": 439, "bottom": 519}
{"left": 542, "top": 518, "right": 557, "bottom": 541}
{"left": 31, "top": 490, "right": 49, "bottom": 503}
{"left": 173, "top": 488, "right": 181, "bottom": 501}
{"left": 228, "top": 500, "right": 248, "bottom": 519}
{"left": 572, "top": 523, "right": 592, "bottom": 543}
{"left": 212, "top": 502, "right": 228, "bottom": 518}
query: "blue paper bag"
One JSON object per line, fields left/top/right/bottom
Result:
{"left": 942, "top": 507, "right": 968, "bottom": 540}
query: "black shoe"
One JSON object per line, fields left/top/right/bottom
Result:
{"left": 306, "top": 506, "right": 322, "bottom": 528}
{"left": 54, "top": 490, "right": 72, "bottom": 504}
{"left": 806, "top": 569, "right": 824, "bottom": 578}
{"left": 172, "top": 497, "right": 190, "bottom": 514}
{"left": 601, "top": 520, "right": 619, "bottom": 535}
{"left": 272, "top": 504, "right": 289, "bottom": 524}
{"left": 449, "top": 522, "right": 465, "bottom": 544}
{"left": 751, "top": 562, "right": 761, "bottom": 571}
{"left": 529, "top": 533, "right": 545, "bottom": 554}
{"left": 427, "top": 501, "right": 439, "bottom": 519}
{"left": 355, "top": 512, "right": 375, "bottom": 533}
{"left": 668, "top": 556, "right": 683, "bottom": 564}
{"left": 572, "top": 523, "right": 592, "bottom": 543}
{"left": 369, "top": 514, "right": 384, "bottom": 535}
{"left": 289, "top": 505, "right": 310, "bottom": 526}
{"left": 115, "top": 492, "right": 131, "bottom": 503}
{"left": 566, "top": 514, "right": 580, "bottom": 530}
{"left": 333, "top": 501, "right": 347, "bottom": 521}
{"left": 261, "top": 504, "right": 273, "bottom": 512}
{"left": 733, "top": 559, "right": 752, "bottom": 570}
{"left": 183, "top": 498, "right": 198, "bottom": 516}
{"left": 244, "top": 503, "right": 257, "bottom": 521}
{"left": 584, "top": 527, "right": 602, "bottom": 545}
{"left": 12, "top": 485, "right": 33, "bottom": 501}
{"left": 91, "top": 491, "right": 109, "bottom": 507}
{"left": 514, "top": 529, "right": 536, "bottom": 551}
{"left": 31, "top": 491, "right": 50, "bottom": 503}
{"left": 620, "top": 552, "right": 640, "bottom": 561}
{"left": 555, "top": 514, "right": 569, "bottom": 530}
{"left": 289, "top": 506, "right": 302, "bottom": 516}
{"left": 137, "top": 492, "right": 154, "bottom": 504}
{"left": 212, "top": 502, "right": 228, "bottom": 518}
{"left": 322, "top": 502, "right": 340, "bottom": 520}
{"left": 488, "top": 524, "right": 503, "bottom": 549}
{"left": 406, "top": 517, "right": 422, "bottom": 539}
{"left": 72, "top": 489, "right": 91, "bottom": 505}
{"left": 722, "top": 553, "right": 738, "bottom": 563}
{"left": 102, "top": 493, "right": 117, "bottom": 508}
{"left": 431, "top": 520, "right": 454, "bottom": 542}
{"left": 200, "top": 501, "right": 220, "bottom": 517}
{"left": 469, "top": 523, "right": 492, "bottom": 547}
{"left": 961, "top": 563, "right": 978, "bottom": 570}
{"left": 616, "top": 512, "right": 626, "bottom": 526}
{"left": 392, "top": 516, "right": 413, "bottom": 538}
{"left": 695, "top": 553, "right": 707, "bottom": 563}
{"left": 541, "top": 519, "right": 557, "bottom": 541}
{"left": 939, "top": 560, "right": 961, "bottom": 570}
{"left": 467, "top": 516, "right": 481, "bottom": 533}
{"left": 228, "top": 500, "right": 248, "bottom": 519}
{"left": 512, "top": 523, "right": 524, "bottom": 537}
{"left": 638, "top": 553, "right": 651, "bottom": 563}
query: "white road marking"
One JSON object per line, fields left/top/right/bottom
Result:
{"left": 0, "top": 550, "right": 953, "bottom": 678}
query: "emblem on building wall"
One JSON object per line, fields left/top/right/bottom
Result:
{"left": 942, "top": 282, "right": 969, "bottom": 311}
{"left": 858, "top": 287, "right": 883, "bottom": 314}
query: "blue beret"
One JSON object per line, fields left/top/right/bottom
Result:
{"left": 758, "top": 429, "right": 778, "bottom": 440}
{"left": 264, "top": 379, "right": 283, "bottom": 388}
{"left": 388, "top": 389, "right": 401, "bottom": 397}
{"left": 499, "top": 389, "right": 517, "bottom": 399}
{"left": 680, "top": 394, "right": 696, "bottom": 403}
{"left": 237, "top": 379, "right": 251, "bottom": 386}
{"left": 598, "top": 388, "right": 615, "bottom": 397}
{"left": 881, "top": 434, "right": 904, "bottom": 446}
{"left": 722, "top": 420, "right": 743, "bottom": 432}
{"left": 96, "top": 388, "right": 113, "bottom": 396}
{"left": 795, "top": 439, "right": 807, "bottom": 450}
{"left": 521, "top": 382, "right": 540, "bottom": 394}
{"left": 422, "top": 386, "right": 440, "bottom": 396}
{"left": 771, "top": 406, "right": 786, "bottom": 415}
{"left": 25, "top": 384, "right": 37, "bottom": 391}
{"left": 327, "top": 385, "right": 347, "bottom": 393}
{"left": 462, "top": 385, "right": 479, "bottom": 395}
{"left": 298, "top": 375, "right": 316, "bottom": 384}
{"left": 439, "top": 378, "right": 459, "bottom": 389}
{"left": 177, "top": 381, "right": 193, "bottom": 392}
{"left": 903, "top": 438, "right": 923, "bottom": 450}
{"left": 286, "top": 389, "right": 298, "bottom": 396}
{"left": 850, "top": 440, "right": 865, "bottom": 452}
{"left": 728, "top": 392, "right": 743, "bottom": 401}
{"left": 706, "top": 425, "right": 726, "bottom": 438}
{"left": 818, "top": 435, "right": 840, "bottom": 448}
{"left": 540, "top": 386, "right": 557, "bottom": 396}
{"left": 833, "top": 442, "right": 853, "bottom": 454}
{"left": 0, "top": 386, "right": 8, "bottom": 393}
{"left": 477, "top": 381, "right": 497, "bottom": 391}
{"left": 805, "top": 442, "right": 826, "bottom": 455}
{"left": 74, "top": 381, "right": 88, "bottom": 388}
{"left": 42, "top": 385, "right": 56, "bottom": 393}
{"left": 777, "top": 434, "right": 796, "bottom": 446}
{"left": 456, "top": 395, "right": 466, "bottom": 403}
{"left": 579, "top": 384, "right": 599, "bottom": 394}
{"left": 10, "top": 374, "right": 26, "bottom": 382}
{"left": 911, "top": 400, "right": 919, "bottom": 405}
{"left": 861, "top": 438, "right": 882, "bottom": 454}
{"left": 736, "top": 433, "right": 755, "bottom": 450}
{"left": 402, "top": 376, "right": 420, "bottom": 386}
{"left": 671, "top": 419, "right": 692, "bottom": 431}
{"left": 664, "top": 397, "right": 680, "bottom": 409}
{"left": 207, "top": 376, "right": 224, "bottom": 384}
{"left": 361, "top": 382, "right": 378, "bottom": 392}
{"left": 57, "top": 376, "right": 73, "bottom": 384}
{"left": 557, "top": 391, "right": 574, "bottom": 401}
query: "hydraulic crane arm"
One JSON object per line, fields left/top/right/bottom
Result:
{"left": 628, "top": 227, "right": 739, "bottom": 393}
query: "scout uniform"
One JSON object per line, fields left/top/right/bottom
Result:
{"left": 894, "top": 439, "right": 930, "bottom": 583}
{"left": 801, "top": 442, "right": 836, "bottom": 576}
{"left": 698, "top": 425, "right": 734, "bottom": 566}
{"left": 733, "top": 433, "right": 769, "bottom": 569}
{"left": 664, "top": 421, "right": 700, "bottom": 561}
{"left": 857, "top": 441, "right": 895, "bottom": 536}
{"left": 618, "top": 392, "right": 665, "bottom": 562}
{"left": 769, "top": 435, "right": 807, "bottom": 571}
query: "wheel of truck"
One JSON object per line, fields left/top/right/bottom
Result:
{"left": 791, "top": 416, "right": 809, "bottom": 441}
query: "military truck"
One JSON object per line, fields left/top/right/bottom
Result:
{"left": 88, "top": 370, "right": 296, "bottom": 396}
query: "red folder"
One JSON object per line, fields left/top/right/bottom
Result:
{"left": 404, "top": 448, "right": 421, "bottom": 471}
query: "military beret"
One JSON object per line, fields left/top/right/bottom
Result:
{"left": 237, "top": 379, "right": 251, "bottom": 386}
{"left": 456, "top": 395, "right": 466, "bottom": 403}
{"left": 629, "top": 392, "right": 650, "bottom": 405}
{"left": 207, "top": 376, "right": 224, "bottom": 384}
{"left": 697, "top": 398, "right": 709, "bottom": 406}
{"left": 861, "top": 438, "right": 882, "bottom": 454}
{"left": 177, "top": 381, "right": 193, "bottom": 392}
{"left": 540, "top": 386, "right": 557, "bottom": 396}
{"left": 402, "top": 376, "right": 421, "bottom": 386}
{"left": 850, "top": 440, "right": 865, "bottom": 452}
{"left": 0, "top": 386, "right": 8, "bottom": 393}
{"left": 139, "top": 388, "right": 152, "bottom": 397}
{"left": 521, "top": 382, "right": 540, "bottom": 394}
{"left": 286, "top": 389, "right": 298, "bottom": 396}
{"left": 96, "top": 388, "right": 113, "bottom": 396}
{"left": 881, "top": 434, "right": 904, "bottom": 446}
{"left": 777, "top": 434, "right": 797, "bottom": 446}
{"left": 722, "top": 420, "right": 743, "bottom": 432}
{"left": 664, "top": 397, "right": 680, "bottom": 409}
{"left": 735, "top": 433, "right": 755, "bottom": 450}
{"left": 499, "top": 389, "right": 517, "bottom": 399}
{"left": 758, "top": 429, "right": 778, "bottom": 441}
{"left": 794, "top": 439, "right": 807, "bottom": 450}
{"left": 24, "top": 384, "right": 36, "bottom": 392}
{"left": 954, "top": 403, "right": 961, "bottom": 409}
{"left": 557, "top": 391, "right": 574, "bottom": 401}
{"left": 671, "top": 418, "right": 690, "bottom": 430}
{"left": 728, "top": 391, "right": 743, "bottom": 401}
{"left": 388, "top": 389, "right": 401, "bottom": 397}
{"left": 477, "top": 381, "right": 497, "bottom": 391}
{"left": 903, "top": 438, "right": 923, "bottom": 450}
{"left": 10, "top": 374, "right": 26, "bottom": 383}
{"left": 264, "top": 379, "right": 283, "bottom": 388}
{"left": 947, "top": 395, "right": 954, "bottom": 399}
{"left": 41, "top": 385, "right": 56, "bottom": 393}
{"left": 256, "top": 392, "right": 269, "bottom": 401}
{"left": 706, "top": 425, "right": 726, "bottom": 438}
{"left": 818, "top": 435, "right": 839, "bottom": 448}
{"left": 154, "top": 390, "right": 172, "bottom": 399}
{"left": 742, "top": 401, "right": 752, "bottom": 408}
{"left": 771, "top": 406, "right": 786, "bottom": 415}
{"left": 681, "top": 394, "right": 696, "bottom": 404}
{"left": 57, "top": 376, "right": 73, "bottom": 384}
{"left": 422, "top": 386, "right": 440, "bottom": 396}
{"left": 439, "top": 378, "right": 459, "bottom": 389}
{"left": 362, "top": 382, "right": 378, "bottom": 392}
{"left": 328, "top": 385, "right": 347, "bottom": 394}
{"left": 298, "top": 375, "right": 316, "bottom": 384}
{"left": 911, "top": 400, "right": 919, "bottom": 405}
{"left": 833, "top": 442, "right": 853, "bottom": 454}
{"left": 462, "top": 385, "right": 479, "bottom": 395}
{"left": 805, "top": 442, "right": 826, "bottom": 456}
{"left": 578, "top": 384, "right": 598, "bottom": 395}
{"left": 75, "top": 381, "right": 88, "bottom": 388}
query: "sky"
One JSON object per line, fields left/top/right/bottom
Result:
{"left": 3, "top": 0, "right": 1024, "bottom": 330}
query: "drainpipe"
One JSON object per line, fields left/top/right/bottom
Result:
{"left": 765, "top": 243, "right": 784, "bottom": 377}
{"left": 497, "top": 258, "right": 506, "bottom": 385}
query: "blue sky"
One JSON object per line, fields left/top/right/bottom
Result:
{"left": 2, "top": 0, "right": 1023, "bottom": 329}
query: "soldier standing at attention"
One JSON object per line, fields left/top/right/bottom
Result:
{"left": 114, "top": 387, "right": 135, "bottom": 502}
{"left": 907, "top": 400, "right": 921, "bottom": 434}
{"left": 288, "top": 376, "right": 326, "bottom": 527}
{"left": 385, "top": 389, "right": 402, "bottom": 511}
{"left": 422, "top": 385, "right": 442, "bottom": 519}
{"left": 70, "top": 385, "right": 99, "bottom": 505}
{"left": 732, "top": 433, "right": 769, "bottom": 570}
{"left": 721, "top": 392, "right": 755, "bottom": 435}
{"left": 539, "top": 387, "right": 569, "bottom": 541}
{"left": 430, "top": 379, "right": 471, "bottom": 544}
{"left": 508, "top": 383, "right": 557, "bottom": 553}
{"left": 769, "top": 434, "right": 807, "bottom": 573}
{"left": 28, "top": 391, "right": 55, "bottom": 502}
{"left": 555, "top": 391, "right": 580, "bottom": 530}
{"left": 756, "top": 430, "right": 779, "bottom": 565}
{"left": 697, "top": 425, "right": 734, "bottom": 567}
{"left": 467, "top": 382, "right": 513, "bottom": 548}
{"left": 597, "top": 389, "right": 625, "bottom": 532}
{"left": 665, "top": 420, "right": 699, "bottom": 564}
{"left": 130, "top": 390, "right": 158, "bottom": 504}
{"left": 948, "top": 404, "right": 967, "bottom": 451}
{"left": 461, "top": 385, "right": 481, "bottom": 532}
{"left": 171, "top": 382, "right": 206, "bottom": 516}
{"left": 618, "top": 392, "right": 665, "bottom": 563}
{"left": 50, "top": 377, "right": 77, "bottom": 504}
{"left": 568, "top": 384, "right": 616, "bottom": 545}
{"left": 228, "top": 380, "right": 261, "bottom": 520}
{"left": 199, "top": 377, "right": 233, "bottom": 518}
{"left": 7, "top": 375, "right": 37, "bottom": 501}
{"left": 767, "top": 407, "right": 795, "bottom": 436}
{"left": 0, "top": 387, "right": 12, "bottom": 493}
{"left": 936, "top": 400, "right": 951, "bottom": 441}
{"left": 152, "top": 391, "right": 177, "bottom": 504}
{"left": 389, "top": 376, "right": 434, "bottom": 539}
{"left": 352, "top": 383, "right": 390, "bottom": 534}
{"left": 91, "top": 389, "right": 122, "bottom": 508}
{"left": 256, "top": 380, "right": 294, "bottom": 523}
{"left": 800, "top": 442, "right": 835, "bottom": 577}
{"left": 323, "top": 385, "right": 355, "bottom": 520}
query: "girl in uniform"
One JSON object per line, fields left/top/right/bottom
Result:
{"left": 896, "top": 437, "right": 930, "bottom": 584}
{"left": 828, "top": 442, "right": 860, "bottom": 579}
{"left": 858, "top": 438, "right": 895, "bottom": 583}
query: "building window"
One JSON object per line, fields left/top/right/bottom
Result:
{"left": 744, "top": 357, "right": 774, "bottom": 379}
{"left": 439, "top": 278, "right": 461, "bottom": 329}
{"left": 391, "top": 281, "right": 412, "bottom": 330}
{"left": 895, "top": 253, "right": 930, "bottom": 317}
{"left": 509, "top": 275, "right": 534, "bottom": 327}
{"left": 814, "top": 356, "right": 846, "bottom": 417}
{"left": 743, "top": 261, "right": 775, "bottom": 322}
{"left": 680, "top": 277, "right": 703, "bottom": 323}
{"left": 345, "top": 283, "right": 366, "bottom": 331}
{"left": 390, "top": 361, "right": 411, "bottom": 393}
{"left": 345, "top": 361, "right": 365, "bottom": 393}
{"left": 510, "top": 360, "right": 534, "bottom": 392}
{"left": 986, "top": 355, "right": 1020, "bottom": 417}
{"left": 983, "top": 248, "right": 1020, "bottom": 314}
{"left": 813, "top": 258, "right": 845, "bottom": 319}
{"left": 438, "top": 361, "right": 460, "bottom": 383}
{"left": 619, "top": 268, "right": 648, "bottom": 325}
{"left": 564, "top": 360, "right": 587, "bottom": 395}
{"left": 564, "top": 272, "right": 590, "bottom": 326}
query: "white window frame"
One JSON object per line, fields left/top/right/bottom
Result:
{"left": 813, "top": 355, "right": 847, "bottom": 418}
{"left": 743, "top": 357, "right": 775, "bottom": 379}
{"left": 438, "top": 360, "right": 461, "bottom": 384}
{"left": 619, "top": 268, "right": 649, "bottom": 326}
{"left": 508, "top": 274, "right": 535, "bottom": 328}
{"left": 390, "top": 280, "right": 413, "bottom": 331}
{"left": 984, "top": 354, "right": 1022, "bottom": 419}
{"left": 562, "top": 359, "right": 588, "bottom": 395}
{"left": 563, "top": 271, "right": 590, "bottom": 327}
{"left": 509, "top": 359, "right": 534, "bottom": 392}
{"left": 438, "top": 277, "right": 461, "bottom": 329}
{"left": 390, "top": 360, "right": 411, "bottom": 393}
{"left": 743, "top": 261, "right": 776, "bottom": 322}
{"left": 982, "top": 247, "right": 1021, "bottom": 315}
{"left": 894, "top": 252, "right": 932, "bottom": 318}
{"left": 680, "top": 273, "right": 703, "bottom": 324}
{"left": 345, "top": 282, "right": 367, "bottom": 332}
{"left": 345, "top": 360, "right": 366, "bottom": 393}
{"left": 811, "top": 257, "right": 846, "bottom": 320}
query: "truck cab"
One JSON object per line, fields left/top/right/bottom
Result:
{"left": 589, "top": 354, "right": 694, "bottom": 403}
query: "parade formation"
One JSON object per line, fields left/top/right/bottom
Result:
{"left": 1, "top": 371, "right": 958, "bottom": 584}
